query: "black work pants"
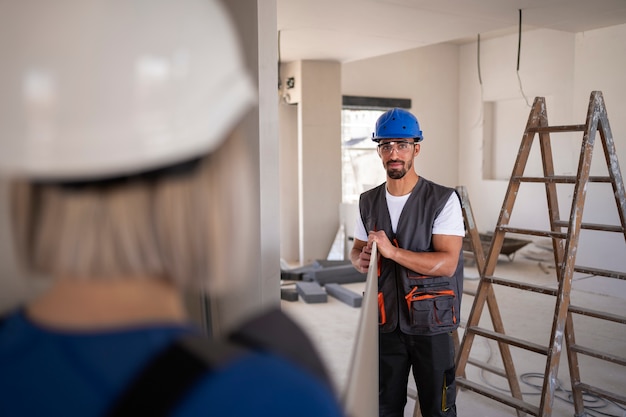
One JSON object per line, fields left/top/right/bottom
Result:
{"left": 379, "top": 328, "right": 457, "bottom": 417}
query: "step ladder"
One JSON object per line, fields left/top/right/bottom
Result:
{"left": 454, "top": 91, "right": 626, "bottom": 417}
{"left": 455, "top": 185, "right": 526, "bottom": 417}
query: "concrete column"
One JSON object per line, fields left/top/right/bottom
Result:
{"left": 279, "top": 60, "right": 342, "bottom": 264}
{"left": 211, "top": 0, "right": 280, "bottom": 334}
{"left": 299, "top": 61, "right": 342, "bottom": 263}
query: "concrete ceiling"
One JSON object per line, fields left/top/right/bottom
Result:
{"left": 277, "top": 0, "right": 626, "bottom": 63}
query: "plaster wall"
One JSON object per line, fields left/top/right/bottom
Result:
{"left": 458, "top": 26, "right": 626, "bottom": 272}
{"left": 342, "top": 43, "right": 460, "bottom": 189}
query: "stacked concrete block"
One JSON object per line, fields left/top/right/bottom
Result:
{"left": 302, "top": 263, "right": 366, "bottom": 285}
{"left": 280, "top": 263, "right": 321, "bottom": 281}
{"left": 295, "top": 281, "right": 327, "bottom": 303}
{"left": 280, "top": 287, "right": 299, "bottom": 302}
{"left": 325, "top": 283, "right": 362, "bottom": 308}
{"left": 282, "top": 259, "right": 367, "bottom": 307}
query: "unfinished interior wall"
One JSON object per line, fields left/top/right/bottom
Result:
{"left": 341, "top": 43, "right": 460, "bottom": 189}
{"left": 458, "top": 25, "right": 626, "bottom": 272}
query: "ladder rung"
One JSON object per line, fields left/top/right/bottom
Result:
{"left": 463, "top": 288, "right": 477, "bottom": 297}
{"left": 526, "top": 124, "right": 586, "bottom": 133}
{"left": 497, "top": 226, "right": 567, "bottom": 239}
{"left": 484, "top": 276, "right": 558, "bottom": 296}
{"left": 574, "top": 265, "right": 626, "bottom": 280}
{"left": 512, "top": 175, "right": 612, "bottom": 184}
{"left": 467, "top": 326, "right": 549, "bottom": 355}
{"left": 466, "top": 358, "right": 508, "bottom": 378}
{"left": 569, "top": 344, "right": 626, "bottom": 367}
{"left": 574, "top": 382, "right": 626, "bottom": 407}
{"left": 569, "top": 304, "right": 626, "bottom": 324}
{"left": 553, "top": 220, "right": 624, "bottom": 233}
{"left": 456, "top": 377, "right": 540, "bottom": 416}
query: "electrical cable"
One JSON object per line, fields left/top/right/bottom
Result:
{"left": 471, "top": 33, "right": 485, "bottom": 130}
{"left": 277, "top": 30, "right": 282, "bottom": 90}
{"left": 471, "top": 338, "right": 626, "bottom": 416}
{"left": 477, "top": 33, "right": 483, "bottom": 86}
{"left": 516, "top": 9, "right": 531, "bottom": 107}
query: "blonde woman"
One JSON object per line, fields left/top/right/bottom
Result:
{"left": 0, "top": 2, "right": 343, "bottom": 416}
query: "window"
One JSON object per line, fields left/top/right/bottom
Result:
{"left": 341, "top": 96, "right": 411, "bottom": 202}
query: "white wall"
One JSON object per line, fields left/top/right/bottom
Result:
{"left": 458, "top": 25, "right": 626, "bottom": 272}
{"left": 342, "top": 43, "right": 460, "bottom": 188}
{"left": 337, "top": 24, "right": 626, "bottom": 273}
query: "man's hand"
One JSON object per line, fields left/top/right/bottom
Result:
{"left": 368, "top": 230, "right": 397, "bottom": 260}
{"left": 358, "top": 244, "right": 373, "bottom": 273}
{"left": 350, "top": 241, "right": 372, "bottom": 274}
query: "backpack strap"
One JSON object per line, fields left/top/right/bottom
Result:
{"left": 106, "top": 307, "right": 334, "bottom": 417}
{"left": 106, "top": 336, "right": 246, "bottom": 417}
{"left": 229, "top": 307, "right": 334, "bottom": 387}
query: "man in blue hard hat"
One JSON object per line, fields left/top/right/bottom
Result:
{"left": 350, "top": 108, "right": 465, "bottom": 417}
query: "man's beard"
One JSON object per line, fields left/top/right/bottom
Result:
{"left": 386, "top": 159, "right": 412, "bottom": 179}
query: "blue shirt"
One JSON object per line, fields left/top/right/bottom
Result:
{"left": 0, "top": 309, "right": 344, "bottom": 417}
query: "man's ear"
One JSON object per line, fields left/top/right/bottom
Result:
{"left": 414, "top": 143, "right": 421, "bottom": 156}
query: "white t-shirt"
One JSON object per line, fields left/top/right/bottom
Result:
{"left": 353, "top": 188, "right": 465, "bottom": 241}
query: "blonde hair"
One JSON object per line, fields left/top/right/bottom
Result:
{"left": 11, "top": 130, "right": 253, "bottom": 292}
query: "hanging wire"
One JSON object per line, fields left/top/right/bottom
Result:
{"left": 471, "top": 33, "right": 485, "bottom": 130}
{"left": 475, "top": 338, "right": 626, "bottom": 416}
{"left": 516, "top": 9, "right": 531, "bottom": 106}
{"left": 477, "top": 33, "right": 483, "bottom": 86}
{"left": 277, "top": 30, "right": 282, "bottom": 90}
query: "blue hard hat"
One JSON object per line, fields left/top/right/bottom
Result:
{"left": 372, "top": 108, "right": 423, "bottom": 142}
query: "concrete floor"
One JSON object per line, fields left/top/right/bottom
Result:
{"left": 281, "top": 245, "right": 626, "bottom": 417}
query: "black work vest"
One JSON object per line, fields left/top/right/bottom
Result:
{"left": 358, "top": 177, "right": 463, "bottom": 335}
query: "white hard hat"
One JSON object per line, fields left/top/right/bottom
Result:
{"left": 0, "top": 0, "right": 256, "bottom": 180}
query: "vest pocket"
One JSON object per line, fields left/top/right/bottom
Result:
{"left": 404, "top": 288, "right": 456, "bottom": 330}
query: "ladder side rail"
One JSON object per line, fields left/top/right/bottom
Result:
{"left": 541, "top": 93, "right": 601, "bottom": 416}
{"left": 456, "top": 102, "right": 548, "bottom": 417}
{"left": 457, "top": 186, "right": 487, "bottom": 273}
{"left": 455, "top": 185, "right": 490, "bottom": 377}
{"left": 455, "top": 186, "right": 489, "bottom": 378}
{"left": 536, "top": 117, "right": 567, "bottom": 274}
{"left": 484, "top": 289, "right": 525, "bottom": 415}
{"left": 568, "top": 91, "right": 626, "bottom": 417}
{"left": 595, "top": 93, "right": 626, "bottom": 242}
{"left": 537, "top": 110, "right": 577, "bottom": 417}
{"left": 484, "top": 97, "right": 548, "bottom": 277}
{"left": 455, "top": 187, "right": 524, "bottom": 417}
